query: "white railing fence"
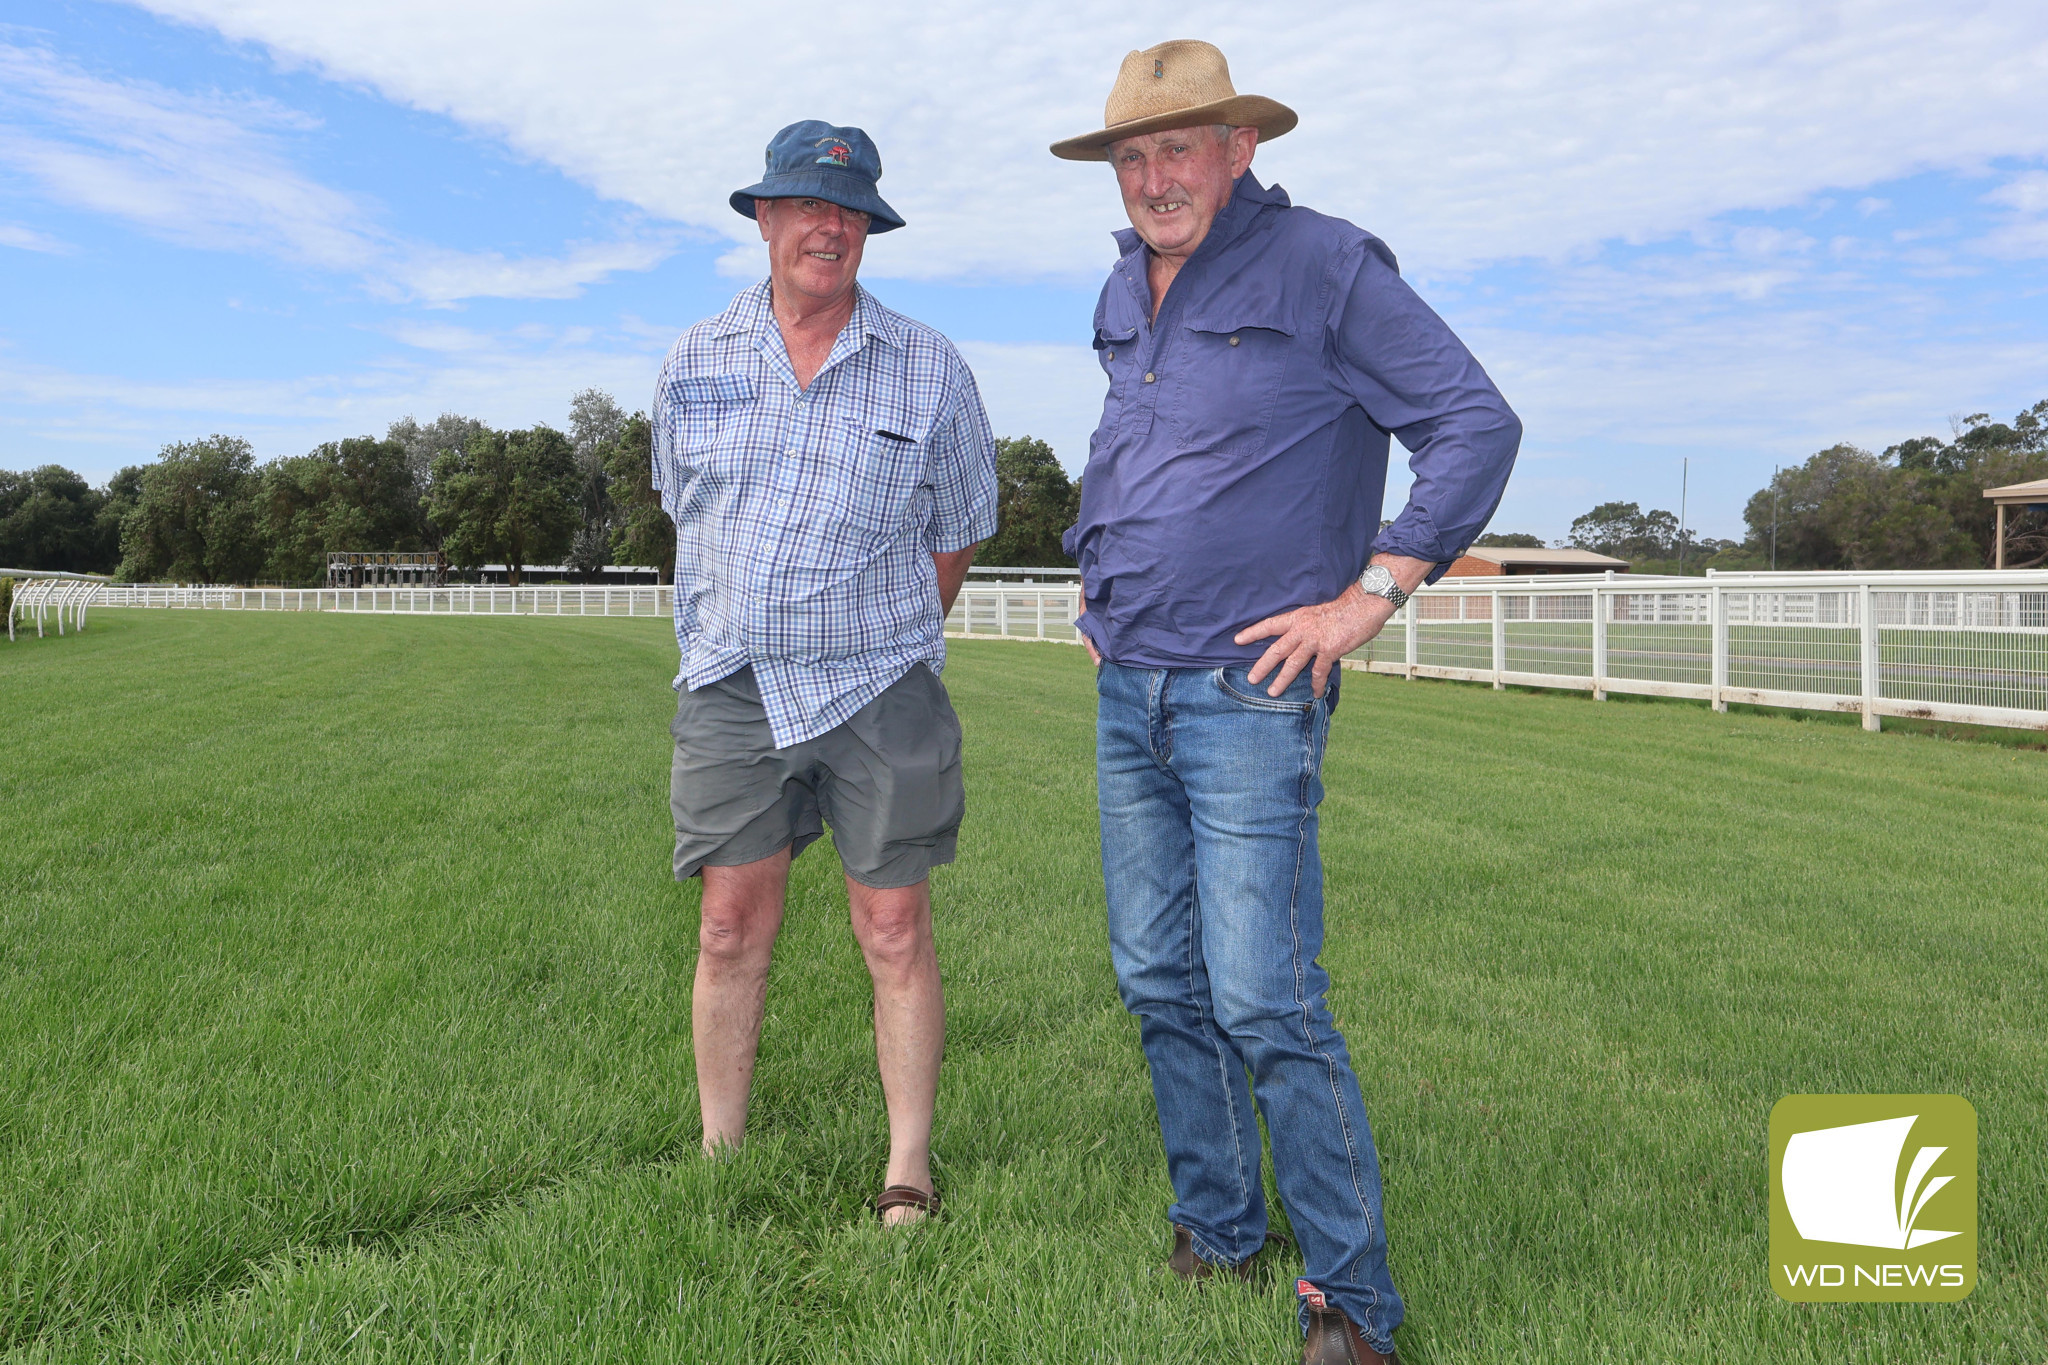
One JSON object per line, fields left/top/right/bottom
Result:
{"left": 945, "top": 585, "right": 1086, "bottom": 644}
{"left": 1358, "top": 570, "right": 2048, "bottom": 733}
{"left": 950, "top": 572, "right": 2048, "bottom": 731}
{"left": 90, "top": 570, "right": 2048, "bottom": 731}
{"left": 98, "top": 584, "right": 676, "bottom": 617}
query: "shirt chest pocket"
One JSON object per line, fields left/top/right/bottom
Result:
{"left": 826, "top": 410, "right": 932, "bottom": 541}
{"left": 669, "top": 374, "right": 757, "bottom": 460}
{"left": 1167, "top": 309, "right": 1295, "bottom": 458}
{"left": 1090, "top": 325, "right": 1141, "bottom": 446}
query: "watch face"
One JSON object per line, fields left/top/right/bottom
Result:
{"left": 1359, "top": 565, "right": 1404, "bottom": 606}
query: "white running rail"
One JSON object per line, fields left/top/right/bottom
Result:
{"left": 1355, "top": 569, "right": 2048, "bottom": 733}
{"left": 91, "top": 570, "right": 2048, "bottom": 731}
{"left": 97, "top": 584, "right": 675, "bottom": 617}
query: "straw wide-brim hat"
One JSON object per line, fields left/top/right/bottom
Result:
{"left": 1050, "top": 39, "right": 1297, "bottom": 161}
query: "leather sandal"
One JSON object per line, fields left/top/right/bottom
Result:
{"left": 873, "top": 1183, "right": 942, "bottom": 1224}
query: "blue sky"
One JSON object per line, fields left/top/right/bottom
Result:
{"left": 5, "top": 0, "right": 2048, "bottom": 544}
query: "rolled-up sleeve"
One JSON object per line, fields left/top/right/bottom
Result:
{"left": 1328, "top": 243, "right": 1521, "bottom": 580}
{"left": 922, "top": 360, "right": 1000, "bottom": 553}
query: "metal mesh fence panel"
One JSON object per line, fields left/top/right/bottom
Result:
{"left": 1875, "top": 591, "right": 2048, "bottom": 711}
{"left": 1724, "top": 590, "right": 1860, "bottom": 695}
{"left": 1415, "top": 593, "right": 1493, "bottom": 671}
{"left": 1503, "top": 592, "right": 1593, "bottom": 677}
{"left": 1606, "top": 591, "right": 1711, "bottom": 685}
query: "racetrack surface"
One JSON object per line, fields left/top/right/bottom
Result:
{"left": 3, "top": 611, "right": 2043, "bottom": 1362}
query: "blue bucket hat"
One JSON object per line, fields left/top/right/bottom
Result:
{"left": 730, "top": 120, "right": 905, "bottom": 234}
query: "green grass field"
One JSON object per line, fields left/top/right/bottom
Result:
{"left": 3, "top": 610, "right": 2044, "bottom": 1363}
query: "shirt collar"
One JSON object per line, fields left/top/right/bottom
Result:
{"left": 711, "top": 280, "right": 904, "bottom": 351}
{"left": 1109, "top": 171, "right": 1290, "bottom": 266}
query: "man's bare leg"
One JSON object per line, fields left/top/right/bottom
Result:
{"left": 693, "top": 850, "right": 791, "bottom": 1154}
{"left": 846, "top": 875, "right": 944, "bottom": 1225}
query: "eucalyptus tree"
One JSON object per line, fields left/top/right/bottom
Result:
{"left": 427, "top": 426, "right": 579, "bottom": 586}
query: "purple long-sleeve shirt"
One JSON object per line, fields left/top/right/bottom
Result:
{"left": 1063, "top": 173, "right": 1522, "bottom": 668}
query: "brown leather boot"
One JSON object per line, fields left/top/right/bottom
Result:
{"left": 1167, "top": 1225, "right": 1254, "bottom": 1282}
{"left": 1299, "top": 1284, "right": 1396, "bottom": 1365}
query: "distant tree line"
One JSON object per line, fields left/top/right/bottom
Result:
{"left": 1479, "top": 397, "right": 2048, "bottom": 573}
{"left": 0, "top": 391, "right": 649, "bottom": 586}
{"left": 3, "top": 394, "right": 1082, "bottom": 585}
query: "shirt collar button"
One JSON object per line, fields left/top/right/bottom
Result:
{"left": 1229, "top": 336, "right": 1240, "bottom": 346}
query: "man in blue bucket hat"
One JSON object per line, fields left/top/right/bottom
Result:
{"left": 653, "top": 121, "right": 998, "bottom": 1225}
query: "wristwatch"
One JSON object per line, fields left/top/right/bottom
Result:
{"left": 1357, "top": 563, "right": 1411, "bottom": 610}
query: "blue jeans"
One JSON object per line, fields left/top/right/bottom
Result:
{"left": 1096, "top": 660, "right": 1402, "bottom": 1352}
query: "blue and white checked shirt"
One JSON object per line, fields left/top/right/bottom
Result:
{"left": 653, "top": 282, "right": 999, "bottom": 749}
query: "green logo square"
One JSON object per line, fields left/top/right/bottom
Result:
{"left": 1769, "top": 1094, "right": 1976, "bottom": 1302}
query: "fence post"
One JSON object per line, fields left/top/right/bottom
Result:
{"left": 998, "top": 590, "right": 1010, "bottom": 638}
{"left": 1404, "top": 600, "right": 1418, "bottom": 679}
{"left": 1490, "top": 590, "right": 1505, "bottom": 689}
{"left": 1711, "top": 582, "right": 1728, "bottom": 712}
{"left": 1859, "top": 582, "right": 1880, "bottom": 732}
{"left": 1592, "top": 580, "right": 1609, "bottom": 700}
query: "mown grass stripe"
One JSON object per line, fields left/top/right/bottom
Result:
{"left": 1, "top": 611, "right": 2042, "bottom": 1361}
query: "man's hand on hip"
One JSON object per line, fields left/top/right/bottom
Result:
{"left": 1235, "top": 555, "right": 1432, "bottom": 698}
{"left": 1076, "top": 612, "right": 1103, "bottom": 665}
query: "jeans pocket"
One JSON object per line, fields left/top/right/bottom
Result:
{"left": 1213, "top": 665, "right": 1317, "bottom": 712}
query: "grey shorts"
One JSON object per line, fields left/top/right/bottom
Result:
{"left": 670, "top": 664, "right": 965, "bottom": 889}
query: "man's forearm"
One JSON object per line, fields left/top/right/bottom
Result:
{"left": 1371, "top": 552, "right": 1434, "bottom": 596}
{"left": 933, "top": 545, "right": 978, "bottom": 616}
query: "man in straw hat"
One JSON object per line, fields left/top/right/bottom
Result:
{"left": 1054, "top": 41, "right": 1520, "bottom": 1365}
{"left": 652, "top": 120, "right": 998, "bottom": 1226}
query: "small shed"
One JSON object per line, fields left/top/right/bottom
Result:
{"left": 1444, "top": 547, "right": 1630, "bottom": 577}
{"left": 1982, "top": 478, "right": 2048, "bottom": 570}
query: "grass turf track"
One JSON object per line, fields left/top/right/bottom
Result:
{"left": 1, "top": 609, "right": 2043, "bottom": 1363}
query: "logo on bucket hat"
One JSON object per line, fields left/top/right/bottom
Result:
{"left": 1769, "top": 1094, "right": 1976, "bottom": 1302}
{"left": 814, "top": 137, "right": 852, "bottom": 167}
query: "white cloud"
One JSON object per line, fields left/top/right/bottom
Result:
{"left": 0, "top": 40, "right": 673, "bottom": 302}
{"left": 954, "top": 342, "right": 1105, "bottom": 471}
{"left": 0, "top": 221, "right": 71, "bottom": 253}
{"left": 1978, "top": 170, "right": 2048, "bottom": 257}
{"left": 0, "top": 326, "right": 666, "bottom": 468}
{"left": 129, "top": 0, "right": 2048, "bottom": 280}
{"left": 1986, "top": 170, "right": 2048, "bottom": 214}
{"left": 387, "top": 238, "right": 678, "bottom": 305}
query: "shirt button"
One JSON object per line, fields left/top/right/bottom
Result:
{"left": 1229, "top": 336, "right": 1240, "bottom": 346}
{"left": 1106, "top": 351, "right": 1115, "bottom": 360}
{"left": 1143, "top": 371, "right": 1156, "bottom": 383}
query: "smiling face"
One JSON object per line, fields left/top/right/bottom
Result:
{"left": 1108, "top": 124, "right": 1258, "bottom": 264}
{"left": 755, "top": 195, "right": 870, "bottom": 306}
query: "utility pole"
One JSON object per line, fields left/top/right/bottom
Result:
{"left": 1770, "top": 466, "right": 1780, "bottom": 572}
{"left": 1678, "top": 457, "right": 1690, "bottom": 574}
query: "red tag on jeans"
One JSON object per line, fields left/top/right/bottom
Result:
{"left": 1296, "top": 1279, "right": 1327, "bottom": 1309}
